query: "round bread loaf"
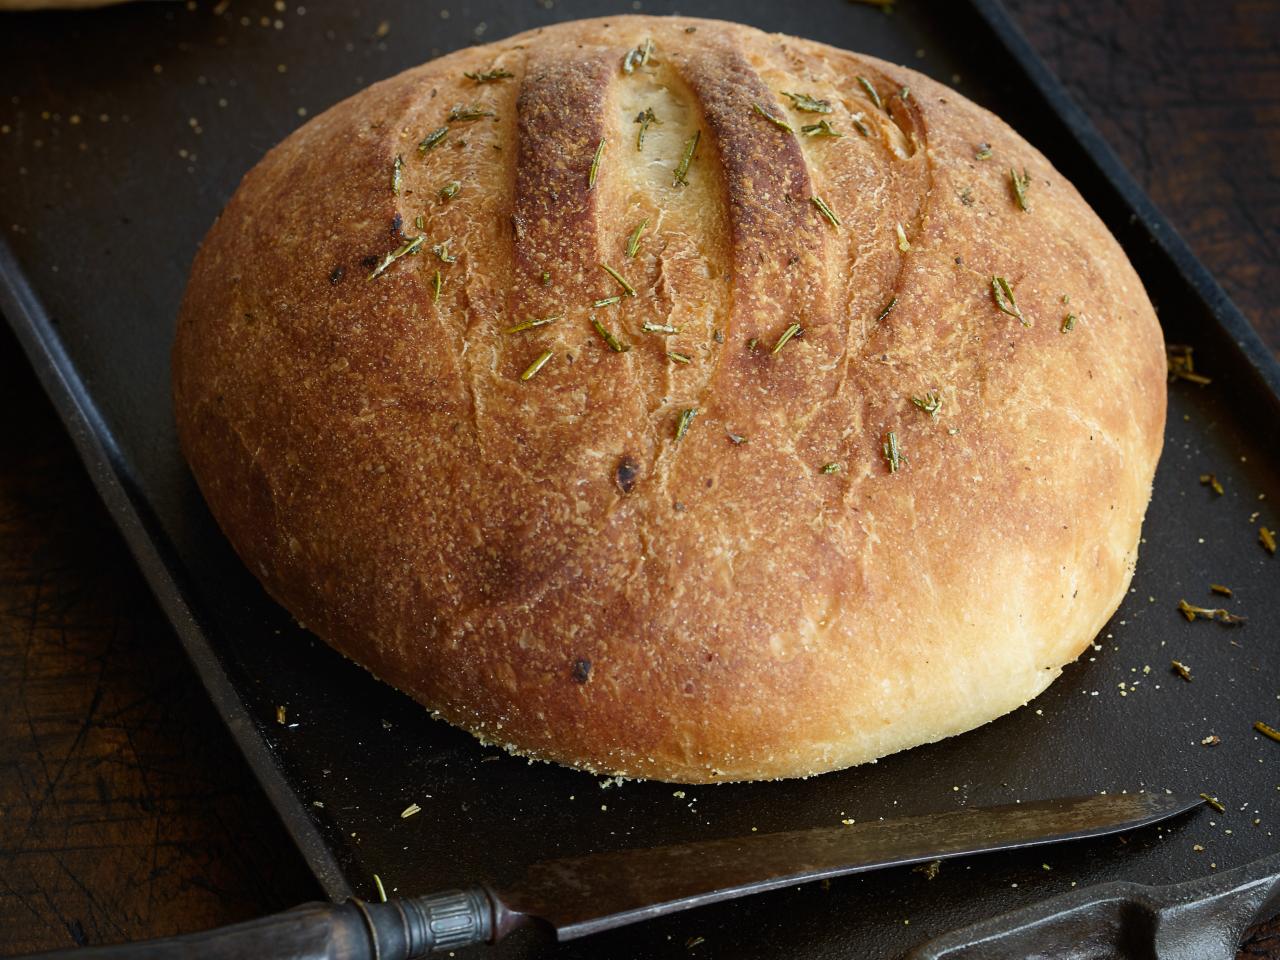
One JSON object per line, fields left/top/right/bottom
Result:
{"left": 173, "top": 16, "right": 1166, "bottom": 783}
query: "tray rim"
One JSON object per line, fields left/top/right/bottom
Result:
{"left": 1, "top": 0, "right": 1279, "bottom": 922}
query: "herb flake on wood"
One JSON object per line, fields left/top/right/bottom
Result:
{"left": 1177, "top": 598, "right": 1246, "bottom": 625}
{"left": 1200, "top": 473, "right": 1224, "bottom": 496}
{"left": 1166, "top": 344, "right": 1212, "bottom": 385}
{"left": 1255, "top": 721, "right": 1280, "bottom": 743}
{"left": 1263, "top": 526, "right": 1277, "bottom": 555}
{"left": 1171, "top": 660, "right": 1192, "bottom": 682}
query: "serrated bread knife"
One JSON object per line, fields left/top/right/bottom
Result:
{"left": 22, "top": 792, "right": 1200, "bottom": 959}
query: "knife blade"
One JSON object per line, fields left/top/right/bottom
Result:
{"left": 20, "top": 792, "right": 1200, "bottom": 960}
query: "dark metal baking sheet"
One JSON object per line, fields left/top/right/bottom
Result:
{"left": 1, "top": 2, "right": 1278, "bottom": 957}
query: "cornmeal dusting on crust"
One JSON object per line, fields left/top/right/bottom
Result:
{"left": 173, "top": 16, "right": 1167, "bottom": 784}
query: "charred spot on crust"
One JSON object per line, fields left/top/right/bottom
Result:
{"left": 329, "top": 266, "right": 346, "bottom": 285}
{"left": 572, "top": 659, "right": 592, "bottom": 683}
{"left": 615, "top": 455, "right": 640, "bottom": 494}
{"left": 360, "top": 255, "right": 380, "bottom": 270}
{"left": 390, "top": 212, "right": 403, "bottom": 236}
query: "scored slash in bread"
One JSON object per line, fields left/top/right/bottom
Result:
{"left": 172, "top": 16, "right": 1166, "bottom": 783}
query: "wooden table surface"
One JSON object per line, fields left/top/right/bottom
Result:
{"left": 1, "top": 1, "right": 1277, "bottom": 957}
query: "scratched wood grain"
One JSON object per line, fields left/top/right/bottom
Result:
{"left": 0, "top": 0, "right": 1277, "bottom": 957}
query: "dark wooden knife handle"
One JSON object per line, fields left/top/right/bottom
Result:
{"left": 21, "top": 886, "right": 499, "bottom": 959}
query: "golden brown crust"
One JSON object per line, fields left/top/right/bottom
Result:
{"left": 172, "top": 16, "right": 1166, "bottom": 782}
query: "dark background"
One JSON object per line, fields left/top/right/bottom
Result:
{"left": 1, "top": 0, "right": 1277, "bottom": 956}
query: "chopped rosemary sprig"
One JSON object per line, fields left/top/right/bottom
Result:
{"left": 771, "top": 323, "right": 803, "bottom": 354}
{"left": 433, "top": 240, "right": 456, "bottom": 263}
{"left": 1200, "top": 473, "right": 1224, "bottom": 496}
{"left": 400, "top": 803, "right": 422, "bottom": 819}
{"left": 667, "top": 350, "right": 692, "bottom": 364}
{"left": 591, "top": 316, "right": 629, "bottom": 352}
{"left": 727, "top": 432, "right": 747, "bottom": 445}
{"left": 506, "top": 315, "right": 561, "bottom": 333}
{"left": 783, "top": 91, "right": 832, "bottom": 113}
{"left": 1171, "top": 660, "right": 1192, "bottom": 682}
{"left": 752, "top": 102, "right": 793, "bottom": 133}
{"left": 1255, "top": 721, "right": 1280, "bottom": 743}
{"left": 627, "top": 219, "right": 647, "bottom": 258}
{"left": 1210, "top": 583, "right": 1233, "bottom": 597}
{"left": 876, "top": 297, "right": 898, "bottom": 323}
{"left": 812, "top": 196, "right": 841, "bottom": 228}
{"left": 1061, "top": 313, "right": 1076, "bottom": 333}
{"left": 820, "top": 462, "right": 841, "bottom": 474}
{"left": 673, "top": 130, "right": 699, "bottom": 186}
{"left": 1263, "top": 526, "right": 1277, "bottom": 555}
{"left": 635, "top": 107, "right": 659, "bottom": 151}
{"left": 392, "top": 154, "right": 404, "bottom": 195}
{"left": 1199, "top": 793, "right": 1225, "bottom": 812}
{"left": 975, "top": 142, "right": 992, "bottom": 160}
{"left": 593, "top": 296, "right": 622, "bottom": 308}
{"left": 600, "top": 262, "right": 636, "bottom": 296}
{"left": 850, "top": 112, "right": 872, "bottom": 137}
{"left": 856, "top": 76, "right": 883, "bottom": 111}
{"left": 622, "top": 38, "right": 654, "bottom": 73}
{"left": 674, "top": 408, "right": 698, "bottom": 442}
{"left": 1177, "top": 598, "right": 1246, "bottom": 625}
{"left": 432, "top": 269, "right": 442, "bottom": 301}
{"left": 991, "top": 276, "right": 1028, "bottom": 325}
{"left": 1166, "top": 344, "right": 1212, "bottom": 384}
{"left": 642, "top": 320, "right": 679, "bottom": 334}
{"left": 540, "top": 270, "right": 552, "bottom": 286}
{"left": 1010, "top": 167, "right": 1031, "bottom": 211}
{"left": 801, "top": 120, "right": 842, "bottom": 138}
{"left": 911, "top": 390, "right": 942, "bottom": 416}
{"left": 883, "top": 431, "right": 904, "bottom": 472}
{"left": 521, "top": 349, "right": 553, "bottom": 381}
{"left": 418, "top": 126, "right": 448, "bottom": 152}
{"left": 367, "top": 235, "right": 426, "bottom": 279}
{"left": 439, "top": 180, "right": 461, "bottom": 201}
{"left": 588, "top": 138, "right": 606, "bottom": 189}
{"left": 747, "top": 337, "right": 760, "bottom": 352}
{"left": 373, "top": 874, "right": 388, "bottom": 903}
{"left": 896, "top": 223, "right": 910, "bottom": 251}
{"left": 449, "top": 105, "right": 494, "bottom": 122}
{"left": 415, "top": 214, "right": 425, "bottom": 230}
{"left": 464, "top": 68, "right": 514, "bottom": 83}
